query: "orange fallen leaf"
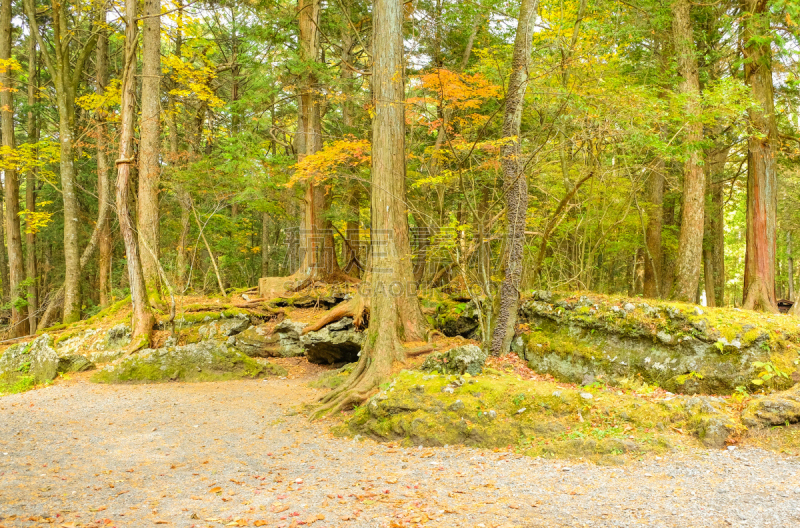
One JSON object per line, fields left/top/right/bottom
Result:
{"left": 254, "top": 521, "right": 269, "bottom": 527}
{"left": 209, "top": 486, "right": 222, "bottom": 493}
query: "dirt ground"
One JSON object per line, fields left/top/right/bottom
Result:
{"left": 2, "top": 359, "right": 800, "bottom": 528}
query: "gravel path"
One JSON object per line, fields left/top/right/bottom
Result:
{"left": 2, "top": 367, "right": 800, "bottom": 528}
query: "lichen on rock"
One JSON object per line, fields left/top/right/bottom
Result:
{"left": 421, "top": 344, "right": 487, "bottom": 376}
{"left": 515, "top": 292, "right": 800, "bottom": 395}
{"left": 92, "top": 340, "right": 286, "bottom": 383}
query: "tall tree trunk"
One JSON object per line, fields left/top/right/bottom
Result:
{"left": 118, "top": 0, "right": 155, "bottom": 346}
{"left": 788, "top": 231, "right": 794, "bottom": 302}
{"left": 24, "top": 0, "right": 101, "bottom": 324}
{"left": 489, "top": 0, "right": 537, "bottom": 356}
{"left": 96, "top": 28, "right": 112, "bottom": 308}
{"left": 702, "top": 146, "right": 728, "bottom": 307}
{"left": 643, "top": 163, "right": 664, "bottom": 298}
{"left": 138, "top": 0, "right": 162, "bottom": 306}
{"left": 741, "top": 0, "right": 778, "bottom": 312}
{"left": 261, "top": 212, "right": 270, "bottom": 277}
{"left": 297, "top": 0, "right": 321, "bottom": 276}
{"left": 314, "top": 0, "right": 428, "bottom": 417}
{"left": 1, "top": 0, "right": 29, "bottom": 336}
{"left": 25, "top": 33, "right": 38, "bottom": 329}
{"left": 670, "top": 0, "right": 706, "bottom": 303}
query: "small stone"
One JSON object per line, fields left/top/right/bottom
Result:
{"left": 694, "top": 307, "right": 704, "bottom": 316}
{"left": 623, "top": 303, "right": 636, "bottom": 312}
{"left": 580, "top": 392, "right": 593, "bottom": 400}
{"left": 487, "top": 410, "right": 497, "bottom": 419}
{"left": 442, "top": 386, "right": 455, "bottom": 394}
{"left": 449, "top": 400, "right": 465, "bottom": 411}
{"left": 516, "top": 407, "right": 526, "bottom": 414}
{"left": 552, "top": 391, "right": 562, "bottom": 397}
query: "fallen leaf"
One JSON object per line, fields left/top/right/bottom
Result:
{"left": 209, "top": 487, "right": 222, "bottom": 493}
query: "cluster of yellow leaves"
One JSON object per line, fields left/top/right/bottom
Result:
{"left": 76, "top": 80, "right": 122, "bottom": 115}
{"left": 288, "top": 138, "right": 370, "bottom": 187}
{"left": 0, "top": 142, "right": 60, "bottom": 186}
{"left": 19, "top": 201, "right": 54, "bottom": 235}
{"left": 0, "top": 57, "right": 21, "bottom": 76}
{"left": 164, "top": 55, "right": 225, "bottom": 108}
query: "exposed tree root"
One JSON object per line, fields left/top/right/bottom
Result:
{"left": 405, "top": 344, "right": 435, "bottom": 357}
{"left": 301, "top": 296, "right": 368, "bottom": 334}
{"left": 426, "top": 329, "right": 445, "bottom": 343}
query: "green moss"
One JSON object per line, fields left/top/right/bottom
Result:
{"left": 345, "top": 370, "right": 690, "bottom": 461}
{"left": 310, "top": 363, "right": 357, "bottom": 389}
{"left": 0, "top": 375, "right": 36, "bottom": 396}
{"left": 91, "top": 344, "right": 286, "bottom": 384}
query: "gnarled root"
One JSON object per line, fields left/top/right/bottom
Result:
{"left": 302, "top": 295, "right": 368, "bottom": 335}
{"left": 311, "top": 325, "right": 398, "bottom": 420}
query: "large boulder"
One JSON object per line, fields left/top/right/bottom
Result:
{"left": 0, "top": 334, "right": 60, "bottom": 385}
{"left": 92, "top": 340, "right": 286, "bottom": 383}
{"left": 421, "top": 344, "right": 487, "bottom": 376}
{"left": 234, "top": 319, "right": 306, "bottom": 358}
{"left": 303, "top": 317, "right": 363, "bottom": 364}
{"left": 514, "top": 294, "right": 800, "bottom": 395}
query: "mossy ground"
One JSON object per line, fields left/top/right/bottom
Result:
{"left": 344, "top": 366, "right": 694, "bottom": 464}
{"left": 0, "top": 375, "right": 37, "bottom": 396}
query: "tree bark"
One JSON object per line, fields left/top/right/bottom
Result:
{"left": 670, "top": 0, "right": 706, "bottom": 303}
{"left": 788, "top": 231, "right": 794, "bottom": 302}
{"left": 741, "top": 0, "right": 778, "bottom": 313}
{"left": 489, "top": 0, "right": 537, "bottom": 356}
{"left": 643, "top": 163, "right": 664, "bottom": 298}
{"left": 138, "top": 0, "right": 162, "bottom": 306}
{"left": 118, "top": 0, "right": 155, "bottom": 346}
{"left": 314, "top": 0, "right": 428, "bottom": 417}
{"left": 96, "top": 27, "right": 112, "bottom": 308}
{"left": 297, "top": 0, "right": 322, "bottom": 276}
{"left": 25, "top": 32, "right": 38, "bottom": 329}
{"left": 702, "top": 146, "right": 728, "bottom": 307}
{"left": 261, "top": 212, "right": 270, "bottom": 277}
{"left": 24, "top": 0, "right": 101, "bottom": 324}
{"left": 1, "top": 0, "right": 29, "bottom": 336}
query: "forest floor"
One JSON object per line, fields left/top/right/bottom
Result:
{"left": 2, "top": 357, "right": 800, "bottom": 528}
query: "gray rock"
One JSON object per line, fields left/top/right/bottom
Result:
{"left": 580, "top": 392, "right": 593, "bottom": 400}
{"left": 0, "top": 334, "right": 59, "bottom": 384}
{"left": 532, "top": 290, "right": 553, "bottom": 302}
{"left": 694, "top": 307, "right": 704, "bottom": 316}
{"left": 303, "top": 317, "right": 362, "bottom": 364}
{"left": 94, "top": 340, "right": 286, "bottom": 383}
{"left": 623, "top": 303, "right": 636, "bottom": 312}
{"left": 742, "top": 387, "right": 800, "bottom": 427}
{"left": 421, "top": 344, "right": 487, "bottom": 376}
{"left": 235, "top": 319, "right": 307, "bottom": 358}
{"left": 198, "top": 317, "right": 250, "bottom": 340}
{"left": 693, "top": 415, "right": 735, "bottom": 448}
{"left": 656, "top": 331, "right": 674, "bottom": 345}
{"left": 449, "top": 399, "right": 465, "bottom": 411}
{"left": 57, "top": 355, "right": 95, "bottom": 373}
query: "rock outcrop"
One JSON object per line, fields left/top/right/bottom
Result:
{"left": 93, "top": 340, "right": 286, "bottom": 383}
{"left": 512, "top": 292, "right": 800, "bottom": 395}
{"left": 303, "top": 317, "right": 363, "bottom": 364}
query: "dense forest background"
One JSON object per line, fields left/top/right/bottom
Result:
{"left": 0, "top": 0, "right": 799, "bottom": 339}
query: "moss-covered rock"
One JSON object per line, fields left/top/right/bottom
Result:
{"left": 515, "top": 292, "right": 800, "bottom": 395}
{"left": 345, "top": 370, "right": 686, "bottom": 460}
{"left": 0, "top": 334, "right": 59, "bottom": 385}
{"left": 421, "top": 344, "right": 487, "bottom": 376}
{"left": 741, "top": 386, "right": 800, "bottom": 427}
{"left": 91, "top": 341, "right": 287, "bottom": 383}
